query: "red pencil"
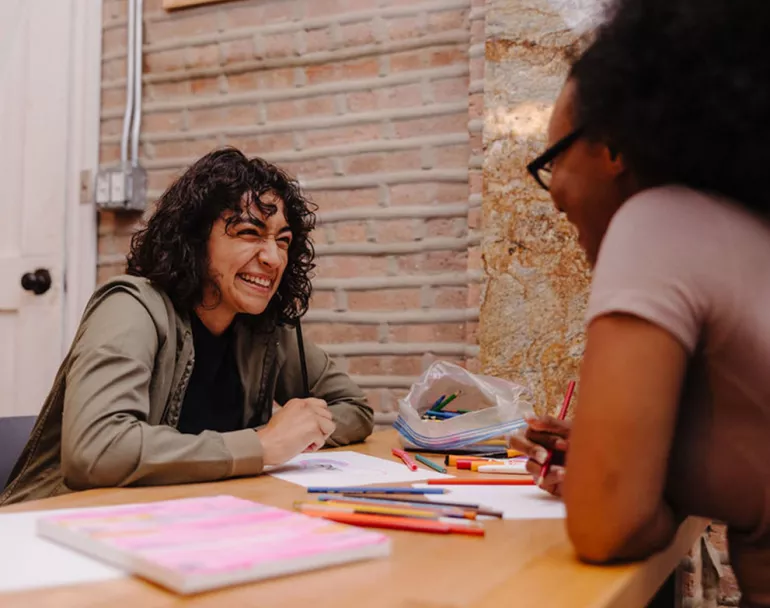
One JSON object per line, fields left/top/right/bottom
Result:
{"left": 537, "top": 380, "right": 575, "bottom": 487}
{"left": 392, "top": 448, "right": 418, "bottom": 471}
{"left": 426, "top": 478, "right": 535, "bottom": 486}
{"left": 301, "top": 510, "right": 485, "bottom": 536}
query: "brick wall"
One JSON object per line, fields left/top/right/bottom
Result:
{"left": 98, "top": 0, "right": 478, "bottom": 422}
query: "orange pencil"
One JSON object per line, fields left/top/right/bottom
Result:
{"left": 537, "top": 380, "right": 575, "bottom": 487}
{"left": 301, "top": 509, "right": 485, "bottom": 536}
{"left": 426, "top": 478, "right": 535, "bottom": 486}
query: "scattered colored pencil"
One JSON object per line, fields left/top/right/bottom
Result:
{"left": 315, "top": 495, "right": 474, "bottom": 519}
{"left": 307, "top": 486, "right": 448, "bottom": 495}
{"left": 392, "top": 448, "right": 418, "bottom": 471}
{"left": 298, "top": 509, "right": 485, "bottom": 536}
{"left": 340, "top": 493, "right": 503, "bottom": 518}
{"left": 414, "top": 453, "right": 448, "bottom": 474}
{"left": 426, "top": 478, "right": 535, "bottom": 486}
{"left": 295, "top": 500, "right": 443, "bottom": 520}
{"left": 537, "top": 380, "right": 575, "bottom": 487}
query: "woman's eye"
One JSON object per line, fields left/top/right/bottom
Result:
{"left": 278, "top": 238, "right": 292, "bottom": 248}
{"left": 237, "top": 229, "right": 261, "bottom": 238}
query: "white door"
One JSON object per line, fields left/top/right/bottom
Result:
{"left": 0, "top": 0, "right": 81, "bottom": 417}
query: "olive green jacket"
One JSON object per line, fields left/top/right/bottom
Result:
{"left": 0, "top": 275, "right": 373, "bottom": 505}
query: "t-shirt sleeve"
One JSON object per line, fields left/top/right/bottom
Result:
{"left": 586, "top": 188, "right": 726, "bottom": 354}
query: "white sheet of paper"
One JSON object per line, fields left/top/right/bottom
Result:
{"left": 413, "top": 484, "right": 566, "bottom": 520}
{"left": 267, "top": 451, "right": 452, "bottom": 488}
{"left": 0, "top": 509, "right": 124, "bottom": 593}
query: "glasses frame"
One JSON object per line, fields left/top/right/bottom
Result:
{"left": 526, "top": 126, "right": 585, "bottom": 191}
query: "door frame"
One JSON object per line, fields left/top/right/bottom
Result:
{"left": 63, "top": 0, "right": 102, "bottom": 350}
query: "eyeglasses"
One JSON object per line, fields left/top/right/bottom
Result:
{"left": 526, "top": 126, "right": 585, "bottom": 191}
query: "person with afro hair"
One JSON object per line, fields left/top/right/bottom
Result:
{"left": 511, "top": 0, "right": 770, "bottom": 603}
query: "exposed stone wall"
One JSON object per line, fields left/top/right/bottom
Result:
{"left": 480, "top": 1, "right": 733, "bottom": 605}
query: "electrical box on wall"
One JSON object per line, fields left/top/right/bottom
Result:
{"left": 94, "top": 164, "right": 147, "bottom": 211}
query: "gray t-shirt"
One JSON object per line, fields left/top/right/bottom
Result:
{"left": 587, "top": 186, "right": 770, "bottom": 605}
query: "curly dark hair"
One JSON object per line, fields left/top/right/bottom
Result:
{"left": 570, "top": 0, "right": 770, "bottom": 216}
{"left": 126, "top": 147, "right": 317, "bottom": 325}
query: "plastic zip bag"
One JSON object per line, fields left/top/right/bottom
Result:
{"left": 393, "top": 361, "right": 535, "bottom": 450}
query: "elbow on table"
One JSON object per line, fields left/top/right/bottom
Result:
{"left": 355, "top": 404, "right": 375, "bottom": 440}
{"left": 62, "top": 444, "right": 135, "bottom": 491}
{"left": 566, "top": 512, "right": 633, "bottom": 565}
{"left": 327, "top": 402, "right": 375, "bottom": 447}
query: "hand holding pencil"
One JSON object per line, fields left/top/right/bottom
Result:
{"left": 508, "top": 381, "right": 575, "bottom": 497}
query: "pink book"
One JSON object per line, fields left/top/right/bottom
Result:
{"left": 36, "top": 495, "right": 391, "bottom": 594}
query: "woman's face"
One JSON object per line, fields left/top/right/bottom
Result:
{"left": 204, "top": 191, "right": 292, "bottom": 319}
{"left": 545, "top": 79, "right": 630, "bottom": 266}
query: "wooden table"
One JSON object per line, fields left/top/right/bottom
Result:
{"left": 0, "top": 431, "right": 706, "bottom": 608}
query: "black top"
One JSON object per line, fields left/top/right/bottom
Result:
{"left": 177, "top": 313, "right": 245, "bottom": 435}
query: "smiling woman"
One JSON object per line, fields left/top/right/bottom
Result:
{"left": 0, "top": 148, "right": 374, "bottom": 506}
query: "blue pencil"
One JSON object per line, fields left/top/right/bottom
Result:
{"left": 307, "top": 486, "right": 447, "bottom": 495}
{"left": 428, "top": 395, "right": 447, "bottom": 411}
{"left": 424, "top": 411, "right": 461, "bottom": 420}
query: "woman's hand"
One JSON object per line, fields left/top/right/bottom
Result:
{"left": 508, "top": 415, "right": 571, "bottom": 496}
{"left": 256, "top": 398, "right": 336, "bottom": 466}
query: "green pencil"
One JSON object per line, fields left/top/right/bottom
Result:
{"left": 434, "top": 393, "right": 457, "bottom": 411}
{"left": 414, "top": 453, "right": 448, "bottom": 474}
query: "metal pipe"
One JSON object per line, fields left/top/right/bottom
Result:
{"left": 120, "top": 0, "right": 136, "bottom": 165}
{"left": 130, "top": 0, "right": 143, "bottom": 166}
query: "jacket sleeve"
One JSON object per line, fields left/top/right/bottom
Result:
{"left": 276, "top": 330, "right": 374, "bottom": 447}
{"left": 61, "top": 291, "right": 264, "bottom": 490}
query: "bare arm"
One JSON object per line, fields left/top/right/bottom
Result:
{"left": 564, "top": 313, "right": 686, "bottom": 563}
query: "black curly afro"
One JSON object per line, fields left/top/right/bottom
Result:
{"left": 570, "top": 0, "right": 770, "bottom": 216}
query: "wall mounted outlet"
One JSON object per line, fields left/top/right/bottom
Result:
{"left": 94, "top": 164, "right": 147, "bottom": 212}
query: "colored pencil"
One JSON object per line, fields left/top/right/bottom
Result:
{"left": 392, "top": 448, "right": 418, "bottom": 471}
{"left": 315, "top": 495, "right": 474, "bottom": 519}
{"left": 426, "top": 478, "right": 535, "bottom": 486}
{"left": 298, "top": 509, "right": 485, "bottom": 536}
{"left": 423, "top": 411, "right": 461, "bottom": 420}
{"left": 414, "top": 453, "right": 448, "bottom": 474}
{"left": 434, "top": 393, "right": 457, "bottom": 411}
{"left": 537, "top": 380, "right": 575, "bottom": 487}
{"left": 339, "top": 493, "right": 503, "bottom": 518}
{"left": 428, "top": 394, "right": 446, "bottom": 411}
{"left": 307, "top": 486, "right": 448, "bottom": 495}
{"left": 295, "top": 500, "right": 443, "bottom": 520}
